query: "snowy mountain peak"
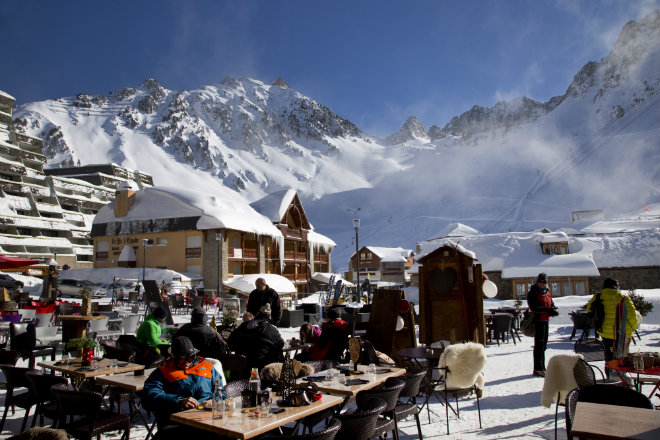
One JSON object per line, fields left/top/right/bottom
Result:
{"left": 269, "top": 77, "right": 290, "bottom": 88}
{"left": 383, "top": 116, "right": 430, "bottom": 145}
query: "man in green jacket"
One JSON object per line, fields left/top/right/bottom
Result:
{"left": 137, "top": 305, "right": 170, "bottom": 354}
{"left": 586, "top": 278, "right": 638, "bottom": 363}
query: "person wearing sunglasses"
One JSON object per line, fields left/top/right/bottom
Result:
{"left": 143, "top": 336, "right": 226, "bottom": 435}
{"left": 526, "top": 273, "right": 558, "bottom": 377}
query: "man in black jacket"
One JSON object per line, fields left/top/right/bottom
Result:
{"left": 173, "top": 307, "right": 226, "bottom": 359}
{"left": 246, "top": 277, "right": 282, "bottom": 326}
{"left": 227, "top": 304, "right": 284, "bottom": 370}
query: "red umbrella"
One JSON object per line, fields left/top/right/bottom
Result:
{"left": 0, "top": 255, "right": 40, "bottom": 270}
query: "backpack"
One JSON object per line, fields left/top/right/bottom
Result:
{"left": 591, "top": 293, "right": 605, "bottom": 332}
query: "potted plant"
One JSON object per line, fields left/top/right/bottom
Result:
{"left": 66, "top": 336, "right": 96, "bottom": 366}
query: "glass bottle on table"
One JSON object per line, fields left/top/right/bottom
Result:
{"left": 212, "top": 379, "right": 224, "bottom": 420}
{"left": 248, "top": 368, "right": 260, "bottom": 407}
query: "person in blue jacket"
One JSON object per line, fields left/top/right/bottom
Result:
{"left": 142, "top": 336, "right": 225, "bottom": 438}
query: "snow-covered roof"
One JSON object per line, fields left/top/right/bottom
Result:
{"left": 250, "top": 189, "right": 298, "bottom": 223}
{"left": 307, "top": 230, "right": 336, "bottom": 247}
{"left": 415, "top": 224, "right": 660, "bottom": 278}
{"left": 363, "top": 246, "right": 412, "bottom": 262}
{"left": 94, "top": 186, "right": 283, "bottom": 238}
{"left": 415, "top": 240, "right": 477, "bottom": 261}
{"left": 0, "top": 90, "right": 15, "bottom": 101}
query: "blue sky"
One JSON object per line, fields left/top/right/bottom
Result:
{"left": 1, "top": 0, "right": 657, "bottom": 136}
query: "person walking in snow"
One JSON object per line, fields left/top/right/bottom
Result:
{"left": 586, "top": 278, "right": 638, "bottom": 364}
{"left": 246, "top": 277, "right": 282, "bottom": 326}
{"left": 527, "top": 273, "right": 558, "bottom": 377}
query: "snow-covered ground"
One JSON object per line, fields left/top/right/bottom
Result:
{"left": 1, "top": 288, "right": 658, "bottom": 439}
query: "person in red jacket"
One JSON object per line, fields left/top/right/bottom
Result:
{"left": 526, "top": 273, "right": 558, "bottom": 377}
{"left": 309, "top": 308, "right": 349, "bottom": 361}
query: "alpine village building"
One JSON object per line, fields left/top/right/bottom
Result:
{"left": 91, "top": 185, "right": 335, "bottom": 293}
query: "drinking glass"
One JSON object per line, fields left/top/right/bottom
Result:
{"left": 369, "top": 363, "right": 377, "bottom": 374}
{"left": 62, "top": 353, "right": 70, "bottom": 365}
{"left": 259, "top": 400, "right": 271, "bottom": 417}
{"left": 111, "top": 358, "right": 119, "bottom": 370}
{"left": 633, "top": 355, "right": 644, "bottom": 371}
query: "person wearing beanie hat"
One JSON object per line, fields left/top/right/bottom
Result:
{"left": 227, "top": 301, "right": 284, "bottom": 370}
{"left": 173, "top": 306, "right": 227, "bottom": 359}
{"left": 246, "top": 277, "right": 282, "bottom": 325}
{"left": 137, "top": 305, "right": 170, "bottom": 353}
{"left": 526, "top": 273, "right": 558, "bottom": 377}
{"left": 143, "top": 335, "right": 225, "bottom": 435}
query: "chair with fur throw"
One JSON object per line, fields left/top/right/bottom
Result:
{"left": 436, "top": 342, "right": 487, "bottom": 435}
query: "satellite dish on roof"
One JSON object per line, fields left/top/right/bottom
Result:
{"left": 483, "top": 280, "right": 498, "bottom": 298}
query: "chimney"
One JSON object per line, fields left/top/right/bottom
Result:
{"left": 114, "top": 181, "right": 137, "bottom": 218}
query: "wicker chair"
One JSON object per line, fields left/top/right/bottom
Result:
{"left": 224, "top": 378, "right": 250, "bottom": 398}
{"left": 51, "top": 383, "right": 131, "bottom": 440}
{"left": 393, "top": 369, "right": 426, "bottom": 439}
{"left": 25, "top": 371, "right": 68, "bottom": 428}
{"left": 355, "top": 377, "right": 405, "bottom": 440}
{"left": 565, "top": 384, "right": 653, "bottom": 440}
{"left": 305, "top": 360, "right": 337, "bottom": 373}
{"left": 261, "top": 417, "right": 341, "bottom": 440}
{"left": 336, "top": 397, "right": 385, "bottom": 440}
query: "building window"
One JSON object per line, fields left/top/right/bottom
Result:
{"left": 96, "top": 241, "right": 109, "bottom": 261}
{"left": 157, "top": 237, "right": 168, "bottom": 246}
{"left": 186, "top": 235, "right": 202, "bottom": 259}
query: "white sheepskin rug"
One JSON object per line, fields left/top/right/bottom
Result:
{"left": 540, "top": 353, "right": 583, "bottom": 408}
{"left": 438, "top": 342, "right": 487, "bottom": 390}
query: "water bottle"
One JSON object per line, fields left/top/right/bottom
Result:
{"left": 248, "top": 368, "right": 260, "bottom": 407}
{"left": 212, "top": 379, "right": 224, "bottom": 419}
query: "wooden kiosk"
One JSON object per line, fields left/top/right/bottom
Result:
{"left": 417, "top": 243, "right": 485, "bottom": 345}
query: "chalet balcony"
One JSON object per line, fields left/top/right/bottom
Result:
{"left": 283, "top": 229, "right": 303, "bottom": 239}
{"left": 228, "top": 247, "right": 258, "bottom": 259}
{"left": 284, "top": 251, "right": 307, "bottom": 261}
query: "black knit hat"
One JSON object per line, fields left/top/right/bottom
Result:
{"left": 171, "top": 336, "right": 198, "bottom": 358}
{"left": 537, "top": 273, "right": 548, "bottom": 283}
{"left": 153, "top": 305, "right": 168, "bottom": 319}
{"left": 191, "top": 307, "right": 206, "bottom": 324}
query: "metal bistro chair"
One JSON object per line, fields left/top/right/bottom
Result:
{"left": 569, "top": 311, "right": 593, "bottom": 341}
{"left": 25, "top": 371, "right": 69, "bottom": 428}
{"left": 9, "top": 322, "right": 56, "bottom": 369}
{"left": 490, "top": 313, "right": 516, "bottom": 345}
{"left": 261, "top": 417, "right": 341, "bottom": 440}
{"left": 0, "top": 364, "right": 37, "bottom": 432}
{"left": 336, "top": 397, "right": 386, "bottom": 440}
{"left": 51, "top": 383, "right": 131, "bottom": 440}
{"left": 565, "top": 384, "right": 653, "bottom": 440}
{"left": 436, "top": 343, "right": 486, "bottom": 435}
{"left": 355, "top": 377, "right": 405, "bottom": 440}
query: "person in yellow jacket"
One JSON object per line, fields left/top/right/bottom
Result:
{"left": 586, "top": 278, "right": 638, "bottom": 362}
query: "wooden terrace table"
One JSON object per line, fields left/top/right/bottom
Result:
{"left": 171, "top": 393, "right": 344, "bottom": 439}
{"left": 38, "top": 357, "right": 145, "bottom": 388}
{"left": 570, "top": 401, "right": 660, "bottom": 440}
{"left": 96, "top": 369, "right": 157, "bottom": 439}
{"left": 298, "top": 364, "right": 406, "bottom": 397}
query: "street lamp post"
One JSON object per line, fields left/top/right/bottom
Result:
{"left": 142, "top": 238, "right": 149, "bottom": 283}
{"left": 353, "top": 219, "right": 361, "bottom": 301}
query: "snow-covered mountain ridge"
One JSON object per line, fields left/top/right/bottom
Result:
{"left": 11, "top": 10, "right": 660, "bottom": 271}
